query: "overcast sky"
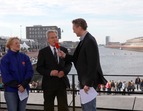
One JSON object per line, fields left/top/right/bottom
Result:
{"left": 0, "top": 0, "right": 143, "bottom": 44}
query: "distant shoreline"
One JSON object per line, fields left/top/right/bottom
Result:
{"left": 104, "top": 46, "right": 143, "bottom": 52}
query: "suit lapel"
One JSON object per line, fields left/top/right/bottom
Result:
{"left": 74, "top": 35, "right": 86, "bottom": 59}
{"left": 74, "top": 42, "right": 81, "bottom": 60}
{"left": 47, "top": 46, "right": 54, "bottom": 56}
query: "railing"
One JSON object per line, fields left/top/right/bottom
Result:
{"left": 1, "top": 74, "right": 143, "bottom": 111}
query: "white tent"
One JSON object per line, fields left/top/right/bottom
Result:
{"left": 20, "top": 44, "right": 24, "bottom": 48}
{"left": 20, "top": 42, "right": 30, "bottom": 49}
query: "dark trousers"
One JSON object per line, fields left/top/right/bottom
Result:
{"left": 43, "top": 88, "right": 69, "bottom": 111}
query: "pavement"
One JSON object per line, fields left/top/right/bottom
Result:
{"left": 1, "top": 91, "right": 143, "bottom": 111}
{"left": 25, "top": 51, "right": 39, "bottom": 58}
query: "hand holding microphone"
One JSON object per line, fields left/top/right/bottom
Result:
{"left": 55, "top": 42, "right": 66, "bottom": 58}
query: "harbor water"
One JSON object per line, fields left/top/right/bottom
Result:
{"left": 68, "top": 46, "right": 143, "bottom": 83}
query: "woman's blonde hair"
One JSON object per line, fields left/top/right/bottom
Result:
{"left": 6, "top": 37, "right": 20, "bottom": 49}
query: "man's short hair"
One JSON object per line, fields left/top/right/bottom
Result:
{"left": 46, "top": 30, "right": 58, "bottom": 38}
{"left": 72, "top": 18, "right": 88, "bottom": 30}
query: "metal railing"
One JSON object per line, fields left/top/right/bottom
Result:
{"left": 1, "top": 74, "right": 143, "bottom": 111}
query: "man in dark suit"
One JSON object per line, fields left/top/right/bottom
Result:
{"left": 36, "top": 30, "right": 72, "bottom": 111}
{"left": 59, "top": 18, "right": 107, "bottom": 111}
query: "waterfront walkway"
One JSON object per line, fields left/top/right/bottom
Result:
{"left": 1, "top": 91, "right": 143, "bottom": 111}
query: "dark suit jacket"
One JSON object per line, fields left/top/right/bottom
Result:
{"left": 36, "top": 46, "right": 72, "bottom": 90}
{"left": 65, "top": 32, "right": 107, "bottom": 89}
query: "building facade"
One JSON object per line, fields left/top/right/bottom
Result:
{"left": 0, "top": 37, "right": 6, "bottom": 53}
{"left": 105, "top": 36, "right": 110, "bottom": 45}
{"left": 26, "top": 25, "right": 61, "bottom": 49}
{"left": 121, "top": 37, "right": 143, "bottom": 51}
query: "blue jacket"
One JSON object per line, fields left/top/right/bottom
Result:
{"left": 0, "top": 50, "right": 33, "bottom": 92}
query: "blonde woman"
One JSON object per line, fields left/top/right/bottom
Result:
{"left": 0, "top": 37, "right": 33, "bottom": 111}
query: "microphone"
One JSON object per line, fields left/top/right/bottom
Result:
{"left": 55, "top": 42, "right": 64, "bottom": 58}
{"left": 55, "top": 42, "right": 60, "bottom": 50}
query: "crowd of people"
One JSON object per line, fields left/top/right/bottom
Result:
{"left": 97, "top": 76, "right": 143, "bottom": 95}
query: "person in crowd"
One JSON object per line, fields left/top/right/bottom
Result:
{"left": 131, "top": 80, "right": 135, "bottom": 92}
{"left": 117, "top": 80, "right": 122, "bottom": 91}
{"left": 114, "top": 81, "right": 118, "bottom": 91}
{"left": 105, "top": 81, "right": 111, "bottom": 95}
{"left": 0, "top": 37, "right": 34, "bottom": 111}
{"left": 96, "top": 84, "right": 101, "bottom": 95}
{"left": 122, "top": 81, "right": 127, "bottom": 95}
{"left": 111, "top": 80, "right": 115, "bottom": 95}
{"left": 140, "top": 79, "right": 143, "bottom": 91}
{"left": 127, "top": 81, "right": 132, "bottom": 95}
{"left": 36, "top": 30, "right": 72, "bottom": 111}
{"left": 100, "top": 84, "right": 106, "bottom": 95}
{"left": 58, "top": 18, "right": 107, "bottom": 111}
{"left": 135, "top": 76, "right": 141, "bottom": 90}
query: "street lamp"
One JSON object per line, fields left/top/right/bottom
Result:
{"left": 29, "top": 40, "right": 33, "bottom": 52}
{"left": 20, "top": 25, "right": 22, "bottom": 39}
{"left": 35, "top": 39, "right": 39, "bottom": 51}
